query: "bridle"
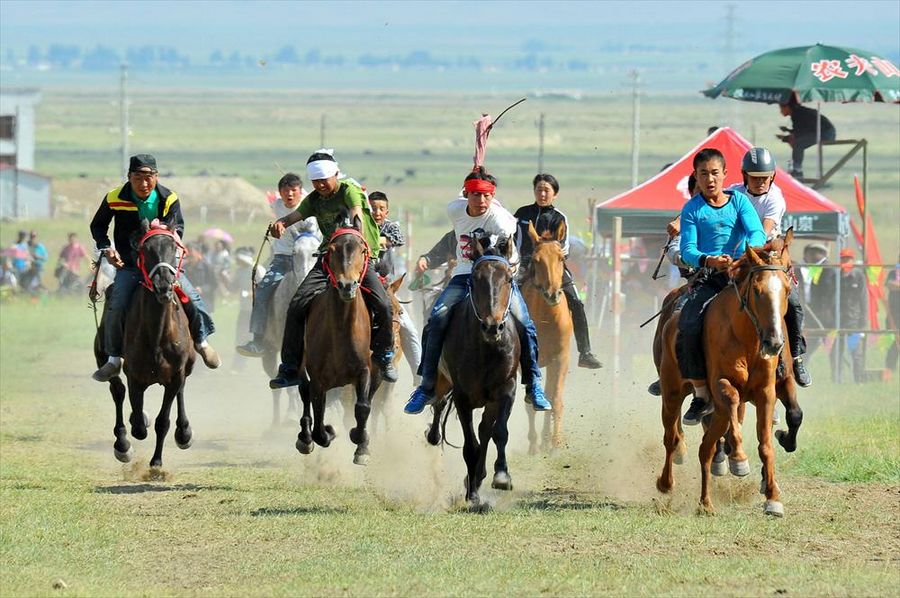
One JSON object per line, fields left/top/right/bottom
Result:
{"left": 526, "top": 241, "right": 564, "bottom": 304}
{"left": 136, "top": 227, "right": 186, "bottom": 292}
{"left": 730, "top": 262, "right": 791, "bottom": 347}
{"left": 321, "top": 227, "right": 371, "bottom": 294}
{"left": 468, "top": 254, "right": 513, "bottom": 326}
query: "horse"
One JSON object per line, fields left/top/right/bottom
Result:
{"left": 521, "top": 221, "right": 573, "bottom": 453}
{"left": 368, "top": 273, "right": 406, "bottom": 436}
{"left": 426, "top": 237, "right": 519, "bottom": 507}
{"left": 93, "top": 217, "right": 196, "bottom": 467}
{"left": 294, "top": 218, "right": 382, "bottom": 466}
{"left": 260, "top": 232, "right": 319, "bottom": 425}
{"left": 656, "top": 232, "right": 802, "bottom": 516}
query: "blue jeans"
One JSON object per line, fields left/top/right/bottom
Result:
{"left": 249, "top": 254, "right": 292, "bottom": 337}
{"left": 104, "top": 266, "right": 215, "bottom": 356}
{"left": 417, "top": 274, "right": 542, "bottom": 390}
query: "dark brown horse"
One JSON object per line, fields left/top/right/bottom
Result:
{"left": 94, "top": 217, "right": 196, "bottom": 467}
{"left": 294, "top": 219, "right": 382, "bottom": 466}
{"left": 657, "top": 232, "right": 802, "bottom": 516}
{"left": 427, "top": 238, "right": 519, "bottom": 506}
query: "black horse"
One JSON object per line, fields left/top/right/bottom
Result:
{"left": 94, "top": 217, "right": 196, "bottom": 467}
{"left": 427, "top": 237, "right": 519, "bottom": 506}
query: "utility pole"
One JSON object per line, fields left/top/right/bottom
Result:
{"left": 630, "top": 70, "right": 640, "bottom": 188}
{"left": 724, "top": 5, "right": 739, "bottom": 129}
{"left": 320, "top": 114, "right": 326, "bottom": 148}
{"left": 120, "top": 63, "right": 129, "bottom": 176}
{"left": 537, "top": 112, "right": 545, "bottom": 173}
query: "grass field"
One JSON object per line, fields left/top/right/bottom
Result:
{"left": 1, "top": 293, "right": 898, "bottom": 596}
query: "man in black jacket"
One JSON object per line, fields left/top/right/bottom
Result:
{"left": 777, "top": 97, "right": 836, "bottom": 178}
{"left": 90, "top": 154, "right": 219, "bottom": 381}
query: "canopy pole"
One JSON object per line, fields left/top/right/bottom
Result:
{"left": 612, "top": 217, "right": 623, "bottom": 393}
{"left": 630, "top": 70, "right": 640, "bottom": 188}
{"left": 816, "top": 102, "right": 823, "bottom": 180}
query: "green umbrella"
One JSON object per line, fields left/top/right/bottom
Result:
{"left": 703, "top": 43, "right": 900, "bottom": 104}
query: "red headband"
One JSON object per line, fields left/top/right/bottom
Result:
{"left": 464, "top": 178, "right": 496, "bottom": 195}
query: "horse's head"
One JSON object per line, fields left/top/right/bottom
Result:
{"left": 325, "top": 215, "right": 369, "bottom": 302}
{"left": 470, "top": 234, "right": 514, "bottom": 344}
{"left": 527, "top": 221, "right": 566, "bottom": 306}
{"left": 136, "top": 217, "right": 184, "bottom": 304}
{"left": 732, "top": 228, "right": 794, "bottom": 358}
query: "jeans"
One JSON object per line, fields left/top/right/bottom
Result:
{"left": 417, "top": 274, "right": 542, "bottom": 390}
{"left": 104, "top": 266, "right": 215, "bottom": 356}
{"left": 249, "top": 254, "right": 292, "bottom": 337}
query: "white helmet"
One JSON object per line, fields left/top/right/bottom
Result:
{"left": 741, "top": 147, "right": 776, "bottom": 176}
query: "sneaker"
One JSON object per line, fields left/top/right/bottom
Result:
{"left": 92, "top": 361, "right": 121, "bottom": 382}
{"left": 789, "top": 169, "right": 804, "bottom": 179}
{"left": 235, "top": 341, "right": 267, "bottom": 357}
{"left": 682, "top": 395, "right": 713, "bottom": 426}
{"left": 647, "top": 380, "right": 661, "bottom": 396}
{"left": 792, "top": 356, "right": 812, "bottom": 387}
{"left": 269, "top": 364, "right": 301, "bottom": 389}
{"left": 524, "top": 385, "right": 552, "bottom": 411}
{"left": 404, "top": 386, "right": 434, "bottom": 415}
{"left": 578, "top": 352, "right": 603, "bottom": 369}
{"left": 195, "top": 343, "right": 221, "bottom": 369}
{"left": 378, "top": 357, "right": 399, "bottom": 383}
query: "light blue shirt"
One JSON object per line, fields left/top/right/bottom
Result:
{"left": 679, "top": 190, "right": 766, "bottom": 268}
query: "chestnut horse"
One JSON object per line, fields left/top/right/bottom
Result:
{"left": 94, "top": 217, "right": 196, "bottom": 467}
{"left": 427, "top": 238, "right": 519, "bottom": 506}
{"left": 294, "top": 219, "right": 382, "bottom": 466}
{"left": 657, "top": 233, "right": 802, "bottom": 516}
{"left": 521, "top": 222, "right": 573, "bottom": 453}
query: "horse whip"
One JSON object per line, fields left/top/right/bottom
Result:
{"left": 651, "top": 235, "right": 675, "bottom": 281}
{"left": 251, "top": 225, "right": 272, "bottom": 307}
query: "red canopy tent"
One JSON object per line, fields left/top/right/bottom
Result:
{"left": 594, "top": 127, "right": 849, "bottom": 238}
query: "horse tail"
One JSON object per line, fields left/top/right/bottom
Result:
{"left": 440, "top": 391, "right": 462, "bottom": 450}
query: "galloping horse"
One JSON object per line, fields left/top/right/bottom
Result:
{"left": 521, "top": 222, "right": 573, "bottom": 453}
{"left": 294, "top": 218, "right": 382, "bottom": 466}
{"left": 657, "top": 232, "right": 802, "bottom": 516}
{"left": 427, "top": 238, "right": 519, "bottom": 506}
{"left": 261, "top": 233, "right": 319, "bottom": 425}
{"left": 94, "top": 217, "right": 196, "bottom": 467}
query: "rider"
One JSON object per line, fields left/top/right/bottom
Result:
{"left": 90, "top": 154, "right": 220, "bottom": 382}
{"left": 665, "top": 147, "right": 811, "bottom": 387}
{"left": 368, "top": 190, "right": 423, "bottom": 384}
{"left": 268, "top": 150, "right": 398, "bottom": 388}
{"left": 677, "top": 148, "right": 766, "bottom": 425}
{"left": 514, "top": 173, "right": 603, "bottom": 369}
{"left": 404, "top": 167, "right": 551, "bottom": 414}
{"left": 236, "top": 172, "right": 313, "bottom": 357}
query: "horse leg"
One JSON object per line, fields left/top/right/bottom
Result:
{"left": 457, "top": 402, "right": 480, "bottom": 505}
{"left": 263, "top": 352, "right": 281, "bottom": 426}
{"left": 699, "top": 408, "right": 730, "bottom": 513}
{"left": 757, "top": 393, "right": 784, "bottom": 517}
{"left": 426, "top": 375, "right": 451, "bottom": 446}
{"left": 547, "top": 360, "right": 566, "bottom": 449}
{"left": 350, "top": 375, "right": 373, "bottom": 466}
{"left": 110, "top": 377, "right": 132, "bottom": 462}
{"left": 491, "top": 390, "right": 515, "bottom": 491}
{"left": 775, "top": 377, "right": 803, "bottom": 453}
{"left": 149, "top": 384, "right": 178, "bottom": 468}
{"left": 311, "top": 383, "right": 335, "bottom": 448}
{"left": 295, "top": 376, "right": 314, "bottom": 455}
{"left": 716, "top": 379, "right": 750, "bottom": 477}
{"left": 126, "top": 379, "right": 149, "bottom": 441}
{"left": 173, "top": 383, "right": 193, "bottom": 450}
{"left": 526, "top": 402, "right": 538, "bottom": 455}
{"left": 476, "top": 404, "right": 496, "bottom": 488}
{"left": 656, "top": 388, "right": 684, "bottom": 493}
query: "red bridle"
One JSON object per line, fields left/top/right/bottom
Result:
{"left": 136, "top": 226, "right": 187, "bottom": 291}
{"left": 321, "top": 227, "right": 371, "bottom": 292}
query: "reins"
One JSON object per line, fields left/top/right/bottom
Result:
{"left": 467, "top": 254, "right": 513, "bottom": 326}
{"left": 730, "top": 263, "right": 790, "bottom": 346}
{"left": 136, "top": 227, "right": 186, "bottom": 292}
{"left": 322, "top": 227, "right": 371, "bottom": 293}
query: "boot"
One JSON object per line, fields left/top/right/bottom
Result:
{"left": 195, "top": 342, "right": 221, "bottom": 369}
{"left": 92, "top": 361, "right": 121, "bottom": 382}
{"left": 578, "top": 352, "right": 603, "bottom": 369}
{"left": 792, "top": 356, "right": 811, "bottom": 387}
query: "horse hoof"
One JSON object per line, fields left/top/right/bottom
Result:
{"left": 324, "top": 425, "right": 336, "bottom": 441}
{"left": 353, "top": 452, "right": 370, "bottom": 466}
{"left": 775, "top": 430, "right": 796, "bottom": 453}
{"left": 656, "top": 476, "right": 673, "bottom": 494}
{"left": 349, "top": 427, "right": 368, "bottom": 446}
{"left": 175, "top": 427, "right": 193, "bottom": 450}
{"left": 295, "top": 438, "right": 314, "bottom": 455}
{"left": 764, "top": 500, "right": 784, "bottom": 517}
{"left": 114, "top": 446, "right": 133, "bottom": 463}
{"left": 729, "top": 458, "right": 750, "bottom": 477}
{"left": 176, "top": 436, "right": 193, "bottom": 450}
{"left": 313, "top": 430, "right": 332, "bottom": 448}
{"left": 711, "top": 459, "right": 728, "bottom": 477}
{"left": 673, "top": 451, "right": 685, "bottom": 465}
{"left": 491, "top": 471, "right": 513, "bottom": 491}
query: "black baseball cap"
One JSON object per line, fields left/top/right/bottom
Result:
{"left": 129, "top": 154, "right": 158, "bottom": 173}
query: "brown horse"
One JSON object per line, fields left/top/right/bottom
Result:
{"left": 368, "top": 273, "right": 406, "bottom": 435}
{"left": 294, "top": 219, "right": 382, "bottom": 466}
{"left": 94, "top": 218, "right": 196, "bottom": 467}
{"left": 657, "top": 232, "right": 802, "bottom": 516}
{"left": 521, "top": 221, "right": 573, "bottom": 453}
{"left": 427, "top": 238, "right": 519, "bottom": 506}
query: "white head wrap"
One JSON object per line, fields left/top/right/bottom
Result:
{"left": 306, "top": 148, "right": 340, "bottom": 181}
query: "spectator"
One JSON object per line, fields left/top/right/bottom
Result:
{"left": 834, "top": 248, "right": 869, "bottom": 383}
{"left": 777, "top": 97, "right": 836, "bottom": 178}
{"left": 885, "top": 255, "right": 900, "bottom": 378}
{"left": 9, "top": 230, "right": 30, "bottom": 282}
{"left": 56, "top": 232, "right": 89, "bottom": 293}
{"left": 22, "top": 231, "right": 48, "bottom": 292}
{"left": 209, "top": 239, "right": 233, "bottom": 300}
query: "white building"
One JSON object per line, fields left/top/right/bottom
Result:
{"left": 0, "top": 88, "right": 41, "bottom": 169}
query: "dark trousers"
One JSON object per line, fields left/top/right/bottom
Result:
{"left": 792, "top": 128, "right": 836, "bottom": 170}
{"left": 676, "top": 270, "right": 729, "bottom": 380}
{"left": 784, "top": 284, "right": 807, "bottom": 358}
{"left": 561, "top": 267, "right": 592, "bottom": 354}
{"left": 280, "top": 257, "right": 393, "bottom": 370}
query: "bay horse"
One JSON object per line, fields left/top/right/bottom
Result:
{"left": 261, "top": 232, "right": 319, "bottom": 426}
{"left": 656, "top": 232, "right": 802, "bottom": 516}
{"left": 93, "top": 217, "right": 196, "bottom": 467}
{"left": 427, "top": 237, "right": 519, "bottom": 506}
{"left": 521, "top": 221, "right": 573, "bottom": 453}
{"left": 294, "top": 217, "right": 382, "bottom": 466}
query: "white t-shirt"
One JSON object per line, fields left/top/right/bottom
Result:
{"left": 271, "top": 193, "right": 316, "bottom": 255}
{"left": 448, "top": 198, "right": 519, "bottom": 277}
{"left": 728, "top": 182, "right": 786, "bottom": 239}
